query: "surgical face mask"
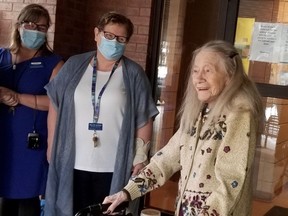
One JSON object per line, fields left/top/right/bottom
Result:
{"left": 97, "top": 35, "right": 126, "bottom": 60}
{"left": 20, "top": 28, "right": 46, "bottom": 50}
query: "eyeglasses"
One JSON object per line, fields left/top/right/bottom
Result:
{"left": 102, "top": 31, "right": 128, "bottom": 44}
{"left": 21, "top": 21, "right": 49, "bottom": 33}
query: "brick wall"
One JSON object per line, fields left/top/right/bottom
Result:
{"left": 54, "top": 0, "right": 152, "bottom": 69}
{"left": 0, "top": 0, "right": 152, "bottom": 69}
{"left": 0, "top": 0, "right": 57, "bottom": 48}
{"left": 53, "top": 0, "right": 87, "bottom": 60}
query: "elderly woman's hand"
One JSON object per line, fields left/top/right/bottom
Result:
{"left": 0, "top": 87, "right": 19, "bottom": 107}
{"left": 102, "top": 190, "right": 129, "bottom": 214}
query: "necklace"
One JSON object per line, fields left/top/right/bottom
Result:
{"left": 12, "top": 54, "right": 17, "bottom": 70}
{"left": 12, "top": 50, "right": 40, "bottom": 70}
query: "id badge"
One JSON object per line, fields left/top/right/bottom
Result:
{"left": 88, "top": 123, "right": 103, "bottom": 131}
{"left": 30, "top": 61, "right": 44, "bottom": 68}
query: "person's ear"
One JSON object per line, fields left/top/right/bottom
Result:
{"left": 94, "top": 27, "right": 100, "bottom": 42}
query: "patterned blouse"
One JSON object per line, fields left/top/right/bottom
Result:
{"left": 124, "top": 107, "right": 257, "bottom": 216}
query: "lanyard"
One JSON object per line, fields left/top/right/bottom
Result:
{"left": 91, "top": 54, "right": 121, "bottom": 123}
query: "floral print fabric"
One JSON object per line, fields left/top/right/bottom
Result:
{"left": 124, "top": 109, "right": 256, "bottom": 216}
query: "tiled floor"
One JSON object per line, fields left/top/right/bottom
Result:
{"left": 252, "top": 183, "right": 288, "bottom": 216}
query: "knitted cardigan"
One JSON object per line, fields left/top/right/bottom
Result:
{"left": 125, "top": 105, "right": 257, "bottom": 216}
{"left": 44, "top": 51, "right": 159, "bottom": 216}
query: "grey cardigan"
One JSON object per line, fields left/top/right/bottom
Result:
{"left": 44, "top": 51, "right": 159, "bottom": 216}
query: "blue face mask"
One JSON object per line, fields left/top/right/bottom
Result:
{"left": 98, "top": 35, "right": 126, "bottom": 60}
{"left": 20, "top": 28, "right": 46, "bottom": 50}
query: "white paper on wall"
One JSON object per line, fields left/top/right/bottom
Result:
{"left": 250, "top": 22, "right": 281, "bottom": 63}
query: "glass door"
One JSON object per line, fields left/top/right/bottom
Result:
{"left": 146, "top": 0, "right": 186, "bottom": 213}
{"left": 235, "top": 1, "right": 288, "bottom": 215}
{"left": 144, "top": 0, "right": 288, "bottom": 215}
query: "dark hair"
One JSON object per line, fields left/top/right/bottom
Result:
{"left": 97, "top": 12, "right": 134, "bottom": 41}
{"left": 9, "top": 4, "right": 51, "bottom": 53}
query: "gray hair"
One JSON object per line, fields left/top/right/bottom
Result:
{"left": 179, "top": 40, "right": 263, "bottom": 131}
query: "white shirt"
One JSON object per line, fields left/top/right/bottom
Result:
{"left": 74, "top": 63, "right": 126, "bottom": 172}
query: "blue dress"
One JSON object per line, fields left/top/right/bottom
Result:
{"left": 0, "top": 48, "right": 62, "bottom": 199}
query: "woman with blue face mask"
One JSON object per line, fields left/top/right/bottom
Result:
{"left": 0, "top": 4, "right": 64, "bottom": 216}
{"left": 44, "top": 12, "right": 158, "bottom": 216}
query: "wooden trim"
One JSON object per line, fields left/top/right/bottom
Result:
{"left": 145, "top": 0, "right": 165, "bottom": 100}
{"left": 256, "top": 83, "right": 288, "bottom": 99}
{"left": 224, "top": 0, "right": 240, "bottom": 43}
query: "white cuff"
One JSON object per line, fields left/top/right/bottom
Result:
{"left": 133, "top": 138, "right": 150, "bottom": 166}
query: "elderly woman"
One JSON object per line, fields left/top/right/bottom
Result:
{"left": 103, "top": 40, "right": 263, "bottom": 216}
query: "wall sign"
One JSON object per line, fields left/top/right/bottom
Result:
{"left": 250, "top": 22, "right": 288, "bottom": 63}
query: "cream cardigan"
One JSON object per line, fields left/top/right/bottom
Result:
{"left": 125, "top": 109, "right": 256, "bottom": 216}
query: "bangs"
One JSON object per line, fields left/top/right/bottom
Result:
{"left": 18, "top": 7, "right": 50, "bottom": 26}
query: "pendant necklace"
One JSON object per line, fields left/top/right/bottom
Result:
{"left": 12, "top": 49, "right": 39, "bottom": 70}
{"left": 93, "top": 133, "right": 98, "bottom": 147}
{"left": 12, "top": 54, "right": 17, "bottom": 70}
